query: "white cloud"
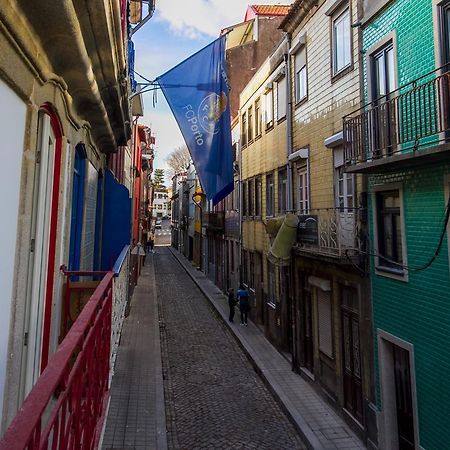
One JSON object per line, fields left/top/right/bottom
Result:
{"left": 156, "top": 0, "right": 293, "bottom": 39}
{"left": 141, "top": 104, "right": 186, "bottom": 184}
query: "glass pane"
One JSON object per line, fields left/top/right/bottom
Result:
{"left": 375, "top": 55, "right": 386, "bottom": 97}
{"left": 383, "top": 214, "right": 394, "bottom": 259}
{"left": 334, "top": 9, "right": 351, "bottom": 72}
{"left": 386, "top": 47, "right": 396, "bottom": 94}
{"left": 395, "top": 214, "right": 403, "bottom": 263}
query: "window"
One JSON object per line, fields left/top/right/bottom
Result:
{"left": 255, "top": 176, "right": 262, "bottom": 217}
{"left": 375, "top": 189, "right": 404, "bottom": 272}
{"left": 278, "top": 169, "right": 288, "bottom": 214}
{"left": 241, "top": 112, "right": 247, "bottom": 146}
{"left": 248, "top": 178, "right": 254, "bottom": 216}
{"left": 248, "top": 106, "right": 253, "bottom": 142}
{"left": 370, "top": 42, "right": 396, "bottom": 156}
{"left": 266, "top": 173, "right": 274, "bottom": 216}
{"left": 295, "top": 48, "right": 307, "bottom": 103}
{"left": 264, "top": 88, "right": 274, "bottom": 128}
{"left": 297, "top": 166, "right": 309, "bottom": 213}
{"left": 335, "top": 166, "right": 354, "bottom": 211}
{"left": 277, "top": 76, "right": 287, "bottom": 120}
{"left": 332, "top": 7, "right": 351, "bottom": 75}
{"left": 255, "top": 98, "right": 261, "bottom": 137}
{"left": 441, "top": 2, "right": 450, "bottom": 65}
{"left": 372, "top": 44, "right": 395, "bottom": 100}
{"left": 158, "top": 204, "right": 162, "bottom": 209}
{"left": 242, "top": 181, "right": 248, "bottom": 216}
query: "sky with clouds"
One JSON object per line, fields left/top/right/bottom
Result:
{"left": 134, "top": 0, "right": 292, "bottom": 184}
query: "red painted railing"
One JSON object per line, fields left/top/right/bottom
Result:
{"left": 0, "top": 271, "right": 114, "bottom": 450}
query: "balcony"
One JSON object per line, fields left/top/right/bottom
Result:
{"left": 202, "top": 211, "right": 225, "bottom": 232}
{"left": 344, "top": 66, "right": 450, "bottom": 173}
{"left": 0, "top": 246, "right": 130, "bottom": 450}
{"left": 295, "top": 208, "right": 363, "bottom": 259}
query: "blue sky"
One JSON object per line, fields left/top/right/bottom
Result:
{"left": 133, "top": 1, "right": 292, "bottom": 183}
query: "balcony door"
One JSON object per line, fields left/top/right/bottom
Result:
{"left": 334, "top": 147, "right": 355, "bottom": 248}
{"left": 341, "top": 287, "right": 363, "bottom": 424}
{"left": 25, "top": 110, "right": 61, "bottom": 394}
{"left": 440, "top": 2, "right": 450, "bottom": 137}
{"left": 371, "top": 43, "right": 397, "bottom": 157}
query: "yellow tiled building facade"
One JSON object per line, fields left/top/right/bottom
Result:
{"left": 240, "top": 0, "right": 376, "bottom": 444}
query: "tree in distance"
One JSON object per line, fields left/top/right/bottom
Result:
{"left": 166, "top": 145, "right": 190, "bottom": 177}
{"left": 153, "top": 168, "right": 165, "bottom": 188}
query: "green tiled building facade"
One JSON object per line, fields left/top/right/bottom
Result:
{"left": 345, "top": 0, "right": 450, "bottom": 448}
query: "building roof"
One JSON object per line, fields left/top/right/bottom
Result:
{"left": 244, "top": 4, "right": 292, "bottom": 21}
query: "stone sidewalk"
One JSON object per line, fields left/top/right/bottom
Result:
{"left": 169, "top": 247, "right": 366, "bottom": 450}
{"left": 101, "top": 257, "right": 167, "bottom": 450}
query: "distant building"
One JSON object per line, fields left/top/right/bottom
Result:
{"left": 153, "top": 187, "right": 170, "bottom": 218}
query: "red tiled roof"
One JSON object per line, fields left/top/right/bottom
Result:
{"left": 252, "top": 4, "right": 292, "bottom": 16}
{"left": 245, "top": 4, "right": 292, "bottom": 21}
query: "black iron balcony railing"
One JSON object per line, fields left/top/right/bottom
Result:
{"left": 344, "top": 65, "right": 450, "bottom": 169}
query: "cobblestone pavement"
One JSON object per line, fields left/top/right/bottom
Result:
{"left": 155, "top": 247, "right": 306, "bottom": 450}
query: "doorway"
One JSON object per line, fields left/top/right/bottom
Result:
{"left": 301, "top": 275, "right": 314, "bottom": 374}
{"left": 341, "top": 286, "right": 363, "bottom": 424}
{"left": 378, "top": 331, "right": 419, "bottom": 450}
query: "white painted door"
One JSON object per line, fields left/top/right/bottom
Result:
{"left": 25, "top": 113, "right": 56, "bottom": 394}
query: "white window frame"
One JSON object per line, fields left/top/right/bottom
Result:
{"left": 295, "top": 47, "right": 308, "bottom": 103}
{"left": 264, "top": 88, "right": 274, "bottom": 129}
{"left": 372, "top": 183, "right": 408, "bottom": 281}
{"left": 276, "top": 76, "right": 287, "bottom": 120}
{"left": 377, "top": 330, "right": 420, "bottom": 450}
{"left": 335, "top": 166, "right": 355, "bottom": 211}
{"left": 297, "top": 166, "right": 309, "bottom": 214}
{"left": 332, "top": 5, "right": 352, "bottom": 76}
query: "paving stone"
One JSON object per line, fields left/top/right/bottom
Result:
{"left": 156, "top": 247, "right": 305, "bottom": 450}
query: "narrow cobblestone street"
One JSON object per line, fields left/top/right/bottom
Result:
{"left": 155, "top": 247, "right": 305, "bottom": 450}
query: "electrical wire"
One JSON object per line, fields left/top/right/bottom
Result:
{"left": 359, "top": 195, "right": 450, "bottom": 273}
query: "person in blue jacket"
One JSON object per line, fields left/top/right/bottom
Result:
{"left": 237, "top": 284, "right": 250, "bottom": 326}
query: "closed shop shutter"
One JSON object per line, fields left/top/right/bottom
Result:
{"left": 317, "top": 288, "right": 333, "bottom": 358}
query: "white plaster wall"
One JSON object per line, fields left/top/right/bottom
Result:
{"left": 0, "top": 80, "right": 26, "bottom": 414}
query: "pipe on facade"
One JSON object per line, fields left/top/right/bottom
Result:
{"left": 285, "top": 33, "right": 294, "bottom": 213}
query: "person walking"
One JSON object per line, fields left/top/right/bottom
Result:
{"left": 227, "top": 288, "right": 236, "bottom": 323}
{"left": 237, "top": 284, "right": 250, "bottom": 326}
{"left": 149, "top": 232, "right": 155, "bottom": 253}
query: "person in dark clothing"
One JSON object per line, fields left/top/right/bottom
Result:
{"left": 227, "top": 288, "right": 236, "bottom": 322}
{"left": 237, "top": 284, "right": 250, "bottom": 326}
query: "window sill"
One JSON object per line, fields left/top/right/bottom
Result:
{"left": 255, "top": 134, "right": 262, "bottom": 142}
{"left": 331, "top": 64, "right": 353, "bottom": 83}
{"left": 247, "top": 139, "right": 254, "bottom": 146}
{"left": 277, "top": 116, "right": 287, "bottom": 125}
{"left": 241, "top": 143, "right": 247, "bottom": 150}
{"left": 375, "top": 265, "right": 408, "bottom": 282}
{"left": 295, "top": 97, "right": 308, "bottom": 108}
{"left": 265, "top": 124, "right": 274, "bottom": 133}
{"left": 266, "top": 302, "right": 276, "bottom": 310}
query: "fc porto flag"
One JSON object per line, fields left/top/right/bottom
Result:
{"left": 157, "top": 37, "right": 234, "bottom": 205}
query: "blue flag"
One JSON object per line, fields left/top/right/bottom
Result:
{"left": 157, "top": 36, "right": 234, "bottom": 205}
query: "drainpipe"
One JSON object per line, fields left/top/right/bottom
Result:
{"left": 285, "top": 33, "right": 294, "bottom": 213}
{"left": 238, "top": 138, "right": 242, "bottom": 285}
